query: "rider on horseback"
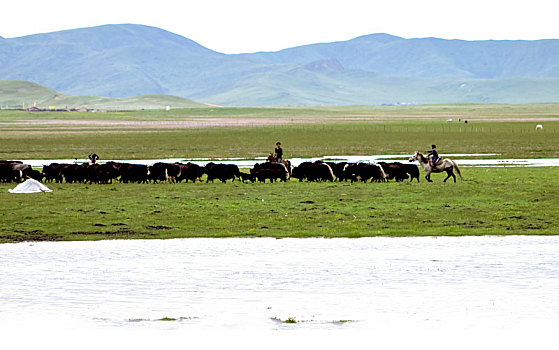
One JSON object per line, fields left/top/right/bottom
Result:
{"left": 428, "top": 144, "right": 439, "bottom": 168}
{"left": 88, "top": 153, "right": 99, "bottom": 164}
{"left": 274, "top": 142, "right": 283, "bottom": 164}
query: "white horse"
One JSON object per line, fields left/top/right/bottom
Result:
{"left": 409, "top": 152, "right": 463, "bottom": 183}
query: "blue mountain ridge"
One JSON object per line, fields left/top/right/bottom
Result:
{"left": 1, "top": 24, "right": 558, "bottom": 105}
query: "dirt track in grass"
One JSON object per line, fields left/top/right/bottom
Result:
{"left": 5, "top": 116, "right": 559, "bottom": 129}
{"left": 4, "top": 118, "right": 318, "bottom": 128}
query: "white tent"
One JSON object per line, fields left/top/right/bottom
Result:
{"left": 8, "top": 179, "right": 52, "bottom": 193}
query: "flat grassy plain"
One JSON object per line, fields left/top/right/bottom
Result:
{"left": 0, "top": 167, "right": 557, "bottom": 243}
{"left": 1, "top": 104, "right": 558, "bottom": 242}
{"left": 1, "top": 103, "right": 558, "bottom": 159}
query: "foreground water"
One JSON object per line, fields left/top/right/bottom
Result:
{"left": 1, "top": 236, "right": 558, "bottom": 332}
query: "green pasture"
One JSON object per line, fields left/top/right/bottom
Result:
{"left": 1, "top": 102, "right": 558, "bottom": 121}
{"left": 1, "top": 104, "right": 558, "bottom": 243}
{"left": 1, "top": 167, "right": 557, "bottom": 243}
{"left": 1, "top": 104, "right": 558, "bottom": 159}
{"left": 2, "top": 121, "right": 558, "bottom": 159}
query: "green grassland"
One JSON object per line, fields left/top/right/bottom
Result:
{"left": 1, "top": 104, "right": 558, "bottom": 159}
{"left": 3, "top": 121, "right": 558, "bottom": 159}
{"left": 1, "top": 103, "right": 558, "bottom": 243}
{"left": 2, "top": 102, "right": 559, "bottom": 120}
{"left": 1, "top": 167, "right": 557, "bottom": 243}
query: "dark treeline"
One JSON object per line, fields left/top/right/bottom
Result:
{"left": 0, "top": 159, "right": 420, "bottom": 184}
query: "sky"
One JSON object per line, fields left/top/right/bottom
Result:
{"left": 1, "top": 0, "right": 558, "bottom": 53}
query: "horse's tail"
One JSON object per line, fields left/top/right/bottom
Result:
{"left": 452, "top": 160, "right": 463, "bottom": 180}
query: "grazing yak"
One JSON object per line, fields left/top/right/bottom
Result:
{"left": 0, "top": 161, "right": 33, "bottom": 183}
{"left": 119, "top": 164, "right": 149, "bottom": 184}
{"left": 42, "top": 162, "right": 123, "bottom": 184}
{"left": 5, "top": 159, "right": 421, "bottom": 186}
{"left": 43, "top": 162, "right": 89, "bottom": 183}
{"left": 87, "top": 163, "right": 120, "bottom": 184}
{"left": 291, "top": 161, "right": 334, "bottom": 182}
{"left": 253, "top": 168, "right": 288, "bottom": 183}
{"left": 42, "top": 163, "right": 65, "bottom": 183}
{"left": 239, "top": 172, "right": 256, "bottom": 183}
{"left": 148, "top": 162, "right": 181, "bottom": 183}
{"left": 25, "top": 169, "right": 44, "bottom": 182}
{"left": 148, "top": 163, "right": 168, "bottom": 183}
{"left": 61, "top": 164, "right": 89, "bottom": 183}
{"left": 175, "top": 162, "right": 203, "bottom": 183}
{"left": 250, "top": 162, "right": 289, "bottom": 183}
{"left": 332, "top": 162, "right": 350, "bottom": 181}
{"left": 0, "top": 162, "right": 20, "bottom": 183}
{"left": 378, "top": 162, "right": 420, "bottom": 182}
{"left": 203, "top": 163, "right": 241, "bottom": 183}
{"left": 343, "top": 163, "right": 386, "bottom": 182}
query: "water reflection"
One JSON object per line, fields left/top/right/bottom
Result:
{"left": 1, "top": 236, "right": 558, "bottom": 331}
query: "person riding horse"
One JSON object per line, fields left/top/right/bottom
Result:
{"left": 409, "top": 151, "right": 463, "bottom": 183}
{"left": 274, "top": 142, "right": 283, "bottom": 164}
{"left": 88, "top": 153, "right": 99, "bottom": 164}
{"left": 427, "top": 145, "right": 440, "bottom": 168}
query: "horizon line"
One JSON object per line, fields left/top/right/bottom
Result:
{"left": 2, "top": 23, "right": 558, "bottom": 55}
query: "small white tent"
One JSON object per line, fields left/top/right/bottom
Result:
{"left": 9, "top": 179, "right": 52, "bottom": 193}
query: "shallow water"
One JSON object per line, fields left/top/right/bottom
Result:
{"left": 1, "top": 236, "right": 558, "bottom": 331}
{"left": 15, "top": 154, "right": 559, "bottom": 167}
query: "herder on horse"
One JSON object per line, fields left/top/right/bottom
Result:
{"left": 88, "top": 153, "right": 99, "bottom": 164}
{"left": 265, "top": 142, "right": 292, "bottom": 176}
{"left": 409, "top": 147, "right": 463, "bottom": 183}
{"left": 267, "top": 142, "right": 283, "bottom": 163}
{"left": 274, "top": 142, "right": 283, "bottom": 164}
{"left": 428, "top": 144, "right": 440, "bottom": 168}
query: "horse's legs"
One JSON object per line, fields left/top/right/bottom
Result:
{"left": 443, "top": 170, "right": 455, "bottom": 182}
{"left": 426, "top": 172, "right": 433, "bottom": 182}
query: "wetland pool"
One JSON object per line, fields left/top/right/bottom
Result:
{"left": 1, "top": 236, "right": 558, "bottom": 332}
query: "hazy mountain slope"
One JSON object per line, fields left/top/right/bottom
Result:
{"left": 0, "top": 80, "right": 59, "bottom": 107}
{"left": 197, "top": 58, "right": 559, "bottom": 106}
{"left": 0, "top": 80, "right": 205, "bottom": 109}
{"left": 1, "top": 24, "right": 558, "bottom": 105}
{"left": 209, "top": 71, "right": 559, "bottom": 106}
{"left": 241, "top": 34, "right": 559, "bottom": 78}
{"left": 1, "top": 24, "right": 245, "bottom": 97}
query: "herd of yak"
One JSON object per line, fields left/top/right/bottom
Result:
{"left": 0, "top": 159, "right": 420, "bottom": 185}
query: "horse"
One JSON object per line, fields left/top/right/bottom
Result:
{"left": 266, "top": 153, "right": 276, "bottom": 163}
{"left": 266, "top": 153, "right": 292, "bottom": 176}
{"left": 409, "top": 152, "right": 463, "bottom": 183}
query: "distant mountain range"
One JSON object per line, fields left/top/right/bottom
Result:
{"left": 1, "top": 24, "right": 558, "bottom": 106}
